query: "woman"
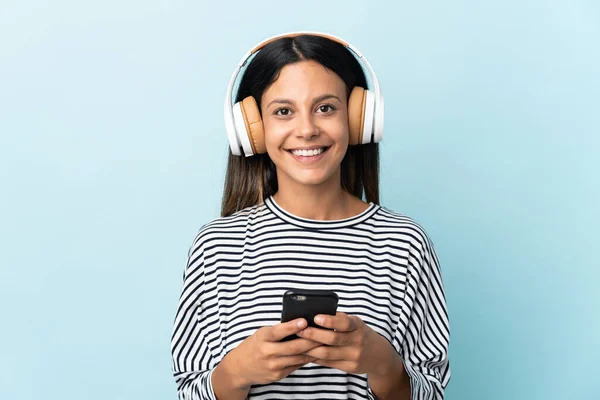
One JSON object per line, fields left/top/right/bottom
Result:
{"left": 171, "top": 32, "right": 451, "bottom": 400}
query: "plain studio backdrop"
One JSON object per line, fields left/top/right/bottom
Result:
{"left": 1, "top": 1, "right": 598, "bottom": 399}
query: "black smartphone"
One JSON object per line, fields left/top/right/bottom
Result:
{"left": 280, "top": 289, "right": 339, "bottom": 341}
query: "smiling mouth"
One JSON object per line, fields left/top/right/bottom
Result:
{"left": 287, "top": 147, "right": 331, "bottom": 157}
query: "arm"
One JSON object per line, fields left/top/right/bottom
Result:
{"left": 354, "top": 232, "right": 450, "bottom": 400}
{"left": 171, "top": 239, "right": 250, "bottom": 400}
{"left": 211, "top": 353, "right": 251, "bottom": 400}
{"left": 369, "top": 232, "right": 451, "bottom": 400}
{"left": 171, "top": 237, "right": 310, "bottom": 400}
{"left": 295, "top": 228, "right": 451, "bottom": 399}
{"left": 367, "top": 336, "right": 412, "bottom": 400}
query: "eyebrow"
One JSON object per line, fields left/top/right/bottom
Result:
{"left": 266, "top": 94, "right": 343, "bottom": 109}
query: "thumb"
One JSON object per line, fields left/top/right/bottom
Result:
{"left": 269, "top": 318, "right": 307, "bottom": 342}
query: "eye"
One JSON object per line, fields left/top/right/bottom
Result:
{"left": 274, "top": 107, "right": 292, "bottom": 116}
{"left": 317, "top": 104, "right": 336, "bottom": 114}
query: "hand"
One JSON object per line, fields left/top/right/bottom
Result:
{"left": 297, "top": 312, "right": 399, "bottom": 377}
{"left": 224, "top": 318, "right": 322, "bottom": 389}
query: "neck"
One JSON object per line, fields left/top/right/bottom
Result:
{"left": 272, "top": 174, "right": 366, "bottom": 221}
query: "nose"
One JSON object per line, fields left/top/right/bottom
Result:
{"left": 296, "top": 111, "right": 319, "bottom": 139}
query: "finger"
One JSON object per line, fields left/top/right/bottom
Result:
{"left": 263, "top": 319, "right": 307, "bottom": 342}
{"left": 314, "top": 312, "right": 357, "bottom": 332}
{"left": 303, "top": 344, "right": 347, "bottom": 361}
{"left": 278, "top": 357, "right": 318, "bottom": 379}
{"left": 260, "top": 337, "right": 320, "bottom": 359}
{"left": 312, "top": 359, "right": 360, "bottom": 373}
{"left": 297, "top": 326, "right": 351, "bottom": 346}
{"left": 275, "top": 338, "right": 323, "bottom": 356}
{"left": 273, "top": 354, "right": 318, "bottom": 369}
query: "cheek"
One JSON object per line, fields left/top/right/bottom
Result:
{"left": 338, "top": 127, "right": 350, "bottom": 145}
{"left": 328, "top": 113, "right": 350, "bottom": 143}
{"left": 331, "top": 122, "right": 350, "bottom": 148}
{"left": 263, "top": 121, "right": 287, "bottom": 154}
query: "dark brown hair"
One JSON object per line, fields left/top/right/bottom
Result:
{"left": 221, "top": 35, "right": 380, "bottom": 217}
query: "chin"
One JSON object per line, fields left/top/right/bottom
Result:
{"left": 290, "top": 172, "right": 336, "bottom": 187}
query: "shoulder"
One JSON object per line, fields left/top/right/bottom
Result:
{"left": 372, "top": 206, "right": 443, "bottom": 279}
{"left": 372, "top": 205, "right": 435, "bottom": 254}
{"left": 184, "top": 203, "right": 269, "bottom": 271}
{"left": 189, "top": 201, "right": 271, "bottom": 251}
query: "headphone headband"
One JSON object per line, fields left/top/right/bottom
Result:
{"left": 224, "top": 31, "right": 384, "bottom": 156}
{"left": 249, "top": 32, "right": 349, "bottom": 54}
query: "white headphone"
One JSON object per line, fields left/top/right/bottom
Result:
{"left": 224, "top": 31, "right": 384, "bottom": 157}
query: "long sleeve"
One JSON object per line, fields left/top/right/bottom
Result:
{"left": 395, "top": 231, "right": 451, "bottom": 399}
{"left": 170, "top": 238, "right": 218, "bottom": 400}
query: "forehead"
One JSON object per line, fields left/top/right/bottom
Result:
{"left": 262, "top": 60, "right": 346, "bottom": 100}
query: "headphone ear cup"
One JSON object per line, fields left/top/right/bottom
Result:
{"left": 347, "top": 87, "right": 366, "bottom": 145}
{"left": 240, "top": 96, "right": 266, "bottom": 155}
{"left": 361, "top": 89, "right": 376, "bottom": 144}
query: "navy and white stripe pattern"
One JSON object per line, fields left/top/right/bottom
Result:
{"left": 171, "top": 196, "right": 451, "bottom": 399}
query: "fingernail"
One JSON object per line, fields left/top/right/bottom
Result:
{"left": 297, "top": 319, "right": 306, "bottom": 328}
{"left": 315, "top": 316, "right": 323, "bottom": 325}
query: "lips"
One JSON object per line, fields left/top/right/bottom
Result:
{"left": 289, "top": 147, "right": 329, "bottom": 157}
{"left": 287, "top": 145, "right": 329, "bottom": 150}
{"left": 284, "top": 146, "right": 330, "bottom": 165}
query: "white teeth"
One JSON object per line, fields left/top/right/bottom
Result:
{"left": 290, "top": 148, "right": 326, "bottom": 157}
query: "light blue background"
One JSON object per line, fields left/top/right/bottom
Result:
{"left": 1, "top": 1, "right": 598, "bottom": 399}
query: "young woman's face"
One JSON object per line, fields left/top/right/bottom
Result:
{"left": 260, "top": 60, "right": 349, "bottom": 191}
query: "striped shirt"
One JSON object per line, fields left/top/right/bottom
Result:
{"left": 171, "top": 196, "right": 451, "bottom": 399}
